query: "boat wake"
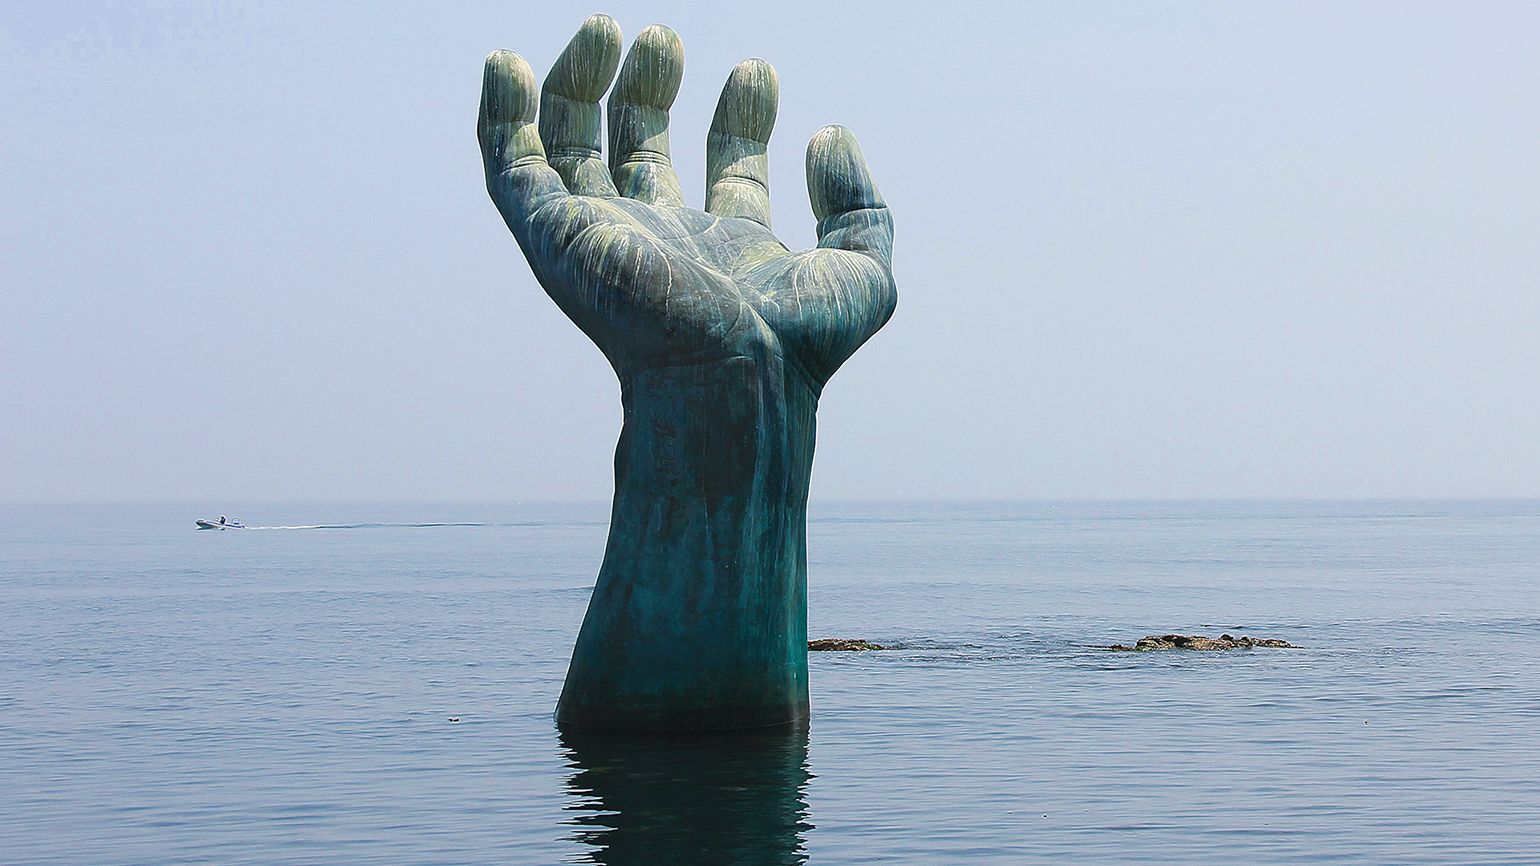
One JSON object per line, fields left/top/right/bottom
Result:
{"left": 244, "top": 522, "right": 487, "bottom": 531}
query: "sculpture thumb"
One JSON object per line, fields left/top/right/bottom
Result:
{"left": 806, "top": 126, "right": 892, "bottom": 264}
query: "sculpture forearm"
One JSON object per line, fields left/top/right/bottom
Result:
{"left": 555, "top": 352, "right": 819, "bottom": 730}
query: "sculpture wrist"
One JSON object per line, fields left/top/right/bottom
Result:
{"left": 555, "top": 356, "right": 817, "bottom": 730}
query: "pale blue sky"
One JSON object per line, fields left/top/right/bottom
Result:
{"left": 3, "top": 1, "right": 1537, "bottom": 502}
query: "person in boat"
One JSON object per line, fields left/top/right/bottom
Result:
{"left": 218, "top": 516, "right": 226, "bottom": 525}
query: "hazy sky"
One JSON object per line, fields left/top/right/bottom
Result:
{"left": 3, "top": 1, "right": 1537, "bottom": 502}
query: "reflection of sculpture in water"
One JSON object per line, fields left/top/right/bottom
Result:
{"left": 478, "top": 14, "right": 896, "bottom": 730}
{"left": 562, "top": 725, "right": 812, "bottom": 865}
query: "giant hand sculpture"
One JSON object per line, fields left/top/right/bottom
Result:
{"left": 478, "top": 14, "right": 896, "bottom": 730}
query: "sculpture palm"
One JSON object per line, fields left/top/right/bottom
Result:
{"left": 478, "top": 14, "right": 896, "bottom": 730}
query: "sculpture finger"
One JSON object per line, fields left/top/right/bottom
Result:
{"left": 705, "top": 59, "right": 778, "bottom": 227}
{"left": 607, "top": 25, "right": 686, "bottom": 206}
{"left": 806, "top": 125, "right": 892, "bottom": 266}
{"left": 540, "top": 14, "right": 623, "bottom": 197}
{"left": 478, "top": 50, "right": 568, "bottom": 233}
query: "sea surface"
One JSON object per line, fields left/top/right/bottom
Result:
{"left": 3, "top": 500, "right": 1540, "bottom": 864}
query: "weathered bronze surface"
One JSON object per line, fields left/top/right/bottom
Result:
{"left": 477, "top": 14, "right": 896, "bottom": 730}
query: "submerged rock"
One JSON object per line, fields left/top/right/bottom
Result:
{"left": 1107, "top": 633, "right": 1297, "bottom": 651}
{"left": 808, "top": 638, "right": 887, "bottom": 651}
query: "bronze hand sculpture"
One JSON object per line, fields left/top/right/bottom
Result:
{"left": 478, "top": 14, "right": 895, "bottom": 730}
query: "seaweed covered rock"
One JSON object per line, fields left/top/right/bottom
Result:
{"left": 808, "top": 639, "right": 887, "bottom": 651}
{"left": 1107, "top": 633, "right": 1296, "bottom": 651}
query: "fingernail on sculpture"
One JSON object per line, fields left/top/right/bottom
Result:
{"left": 477, "top": 14, "right": 897, "bottom": 731}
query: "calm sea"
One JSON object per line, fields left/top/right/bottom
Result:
{"left": 3, "top": 501, "right": 1539, "bottom": 864}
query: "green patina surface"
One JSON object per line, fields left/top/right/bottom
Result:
{"left": 478, "top": 14, "right": 896, "bottom": 731}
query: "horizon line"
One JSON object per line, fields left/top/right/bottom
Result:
{"left": 4, "top": 496, "right": 1540, "bottom": 507}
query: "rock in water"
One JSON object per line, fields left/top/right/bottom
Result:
{"left": 808, "top": 638, "right": 887, "bottom": 651}
{"left": 1106, "top": 633, "right": 1297, "bottom": 651}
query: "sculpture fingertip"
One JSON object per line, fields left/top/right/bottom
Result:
{"left": 484, "top": 48, "right": 524, "bottom": 75}
{"left": 614, "top": 24, "right": 685, "bottom": 108}
{"left": 808, "top": 124, "right": 852, "bottom": 151}
{"left": 735, "top": 57, "right": 776, "bottom": 77}
{"left": 582, "top": 12, "right": 621, "bottom": 36}
{"left": 806, "top": 125, "right": 881, "bottom": 222}
{"left": 482, "top": 50, "right": 539, "bottom": 122}
{"left": 637, "top": 22, "right": 682, "bottom": 46}
{"left": 548, "top": 13, "right": 624, "bottom": 101}
{"left": 710, "top": 58, "right": 779, "bottom": 141}
{"left": 578, "top": 12, "right": 624, "bottom": 59}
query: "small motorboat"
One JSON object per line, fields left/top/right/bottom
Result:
{"left": 196, "top": 516, "right": 245, "bottom": 530}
